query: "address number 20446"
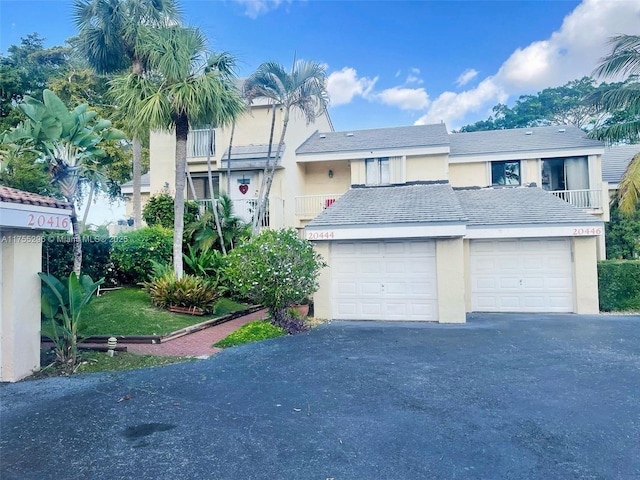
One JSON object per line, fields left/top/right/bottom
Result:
{"left": 573, "top": 227, "right": 602, "bottom": 236}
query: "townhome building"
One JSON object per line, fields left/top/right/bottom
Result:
{"left": 139, "top": 110, "right": 608, "bottom": 323}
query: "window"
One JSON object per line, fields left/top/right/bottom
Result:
{"left": 541, "top": 156, "right": 588, "bottom": 191}
{"left": 365, "top": 157, "right": 390, "bottom": 185}
{"left": 187, "top": 175, "right": 219, "bottom": 200}
{"left": 491, "top": 160, "right": 520, "bottom": 186}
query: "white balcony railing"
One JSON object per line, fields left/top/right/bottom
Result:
{"left": 187, "top": 129, "right": 214, "bottom": 158}
{"left": 295, "top": 194, "right": 343, "bottom": 218}
{"left": 197, "top": 197, "right": 284, "bottom": 229}
{"left": 549, "top": 189, "right": 602, "bottom": 210}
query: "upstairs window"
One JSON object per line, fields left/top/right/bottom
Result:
{"left": 365, "top": 157, "right": 390, "bottom": 185}
{"left": 491, "top": 160, "right": 520, "bottom": 186}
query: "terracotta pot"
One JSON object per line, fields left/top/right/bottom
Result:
{"left": 292, "top": 304, "right": 309, "bottom": 317}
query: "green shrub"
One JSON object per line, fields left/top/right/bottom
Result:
{"left": 214, "top": 320, "right": 285, "bottom": 348}
{"left": 183, "top": 246, "right": 230, "bottom": 293}
{"left": 143, "top": 273, "right": 220, "bottom": 313}
{"left": 143, "top": 193, "right": 199, "bottom": 229}
{"left": 598, "top": 260, "right": 640, "bottom": 311}
{"left": 42, "top": 233, "right": 115, "bottom": 284}
{"left": 226, "top": 228, "right": 326, "bottom": 333}
{"left": 606, "top": 204, "right": 640, "bottom": 259}
{"left": 111, "top": 226, "right": 173, "bottom": 285}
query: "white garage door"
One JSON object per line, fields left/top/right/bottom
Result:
{"left": 331, "top": 240, "right": 438, "bottom": 321}
{"left": 470, "top": 238, "right": 574, "bottom": 313}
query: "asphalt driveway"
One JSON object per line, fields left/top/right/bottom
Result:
{"left": 1, "top": 313, "right": 639, "bottom": 479}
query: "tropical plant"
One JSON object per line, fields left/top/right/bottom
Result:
{"left": 143, "top": 273, "right": 220, "bottom": 313}
{"left": 590, "top": 34, "right": 640, "bottom": 216}
{"left": 186, "top": 193, "right": 249, "bottom": 252}
{"left": 243, "top": 59, "right": 329, "bottom": 233}
{"left": 0, "top": 89, "right": 124, "bottom": 275}
{"left": 142, "top": 193, "right": 199, "bottom": 229}
{"left": 225, "top": 228, "right": 326, "bottom": 333}
{"left": 39, "top": 271, "right": 104, "bottom": 370}
{"left": 109, "top": 26, "right": 245, "bottom": 278}
{"left": 73, "top": 0, "right": 181, "bottom": 229}
{"left": 182, "top": 245, "right": 230, "bottom": 293}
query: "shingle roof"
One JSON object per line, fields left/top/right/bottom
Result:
{"left": 306, "top": 182, "right": 466, "bottom": 227}
{"left": 0, "top": 186, "right": 71, "bottom": 210}
{"left": 455, "top": 187, "right": 602, "bottom": 226}
{"left": 449, "top": 125, "right": 603, "bottom": 157}
{"left": 602, "top": 144, "right": 639, "bottom": 184}
{"left": 222, "top": 144, "right": 284, "bottom": 159}
{"left": 121, "top": 172, "right": 150, "bottom": 189}
{"left": 296, "top": 124, "right": 450, "bottom": 155}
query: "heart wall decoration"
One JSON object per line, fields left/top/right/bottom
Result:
{"left": 239, "top": 184, "right": 249, "bottom": 195}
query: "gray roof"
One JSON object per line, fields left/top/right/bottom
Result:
{"left": 602, "top": 144, "right": 639, "bottom": 184}
{"left": 306, "top": 183, "right": 466, "bottom": 227}
{"left": 449, "top": 125, "right": 603, "bottom": 157}
{"left": 455, "top": 187, "right": 602, "bottom": 226}
{"left": 222, "top": 144, "right": 284, "bottom": 160}
{"left": 121, "top": 172, "right": 150, "bottom": 189}
{"left": 296, "top": 123, "right": 449, "bottom": 155}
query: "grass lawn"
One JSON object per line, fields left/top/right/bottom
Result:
{"left": 42, "top": 287, "right": 249, "bottom": 337}
{"left": 32, "top": 349, "right": 194, "bottom": 378}
{"left": 214, "top": 320, "right": 286, "bottom": 348}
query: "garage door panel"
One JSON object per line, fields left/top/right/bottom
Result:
{"left": 470, "top": 239, "right": 573, "bottom": 313}
{"left": 332, "top": 240, "right": 438, "bottom": 321}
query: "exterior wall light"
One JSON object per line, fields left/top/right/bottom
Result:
{"left": 328, "top": 170, "right": 334, "bottom": 178}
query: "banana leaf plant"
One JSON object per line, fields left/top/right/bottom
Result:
{"left": 1, "top": 89, "right": 124, "bottom": 275}
{"left": 39, "top": 272, "right": 104, "bottom": 370}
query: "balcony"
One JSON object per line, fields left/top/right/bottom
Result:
{"left": 295, "top": 194, "right": 343, "bottom": 218}
{"left": 549, "top": 189, "right": 602, "bottom": 210}
{"left": 187, "top": 129, "right": 214, "bottom": 158}
{"left": 197, "top": 196, "right": 284, "bottom": 229}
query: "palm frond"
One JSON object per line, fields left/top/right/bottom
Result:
{"left": 617, "top": 152, "right": 640, "bottom": 217}
{"left": 594, "top": 35, "right": 640, "bottom": 78}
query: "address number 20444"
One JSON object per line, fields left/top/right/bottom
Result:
{"left": 307, "top": 231, "right": 335, "bottom": 240}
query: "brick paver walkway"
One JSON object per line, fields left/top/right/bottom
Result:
{"left": 126, "top": 308, "right": 269, "bottom": 357}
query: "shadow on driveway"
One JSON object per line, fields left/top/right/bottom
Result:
{"left": 1, "top": 313, "right": 639, "bottom": 479}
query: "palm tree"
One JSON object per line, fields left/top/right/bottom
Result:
{"left": 109, "top": 26, "right": 244, "bottom": 278}
{"left": 590, "top": 34, "right": 640, "bottom": 216}
{"left": 243, "top": 60, "right": 329, "bottom": 233}
{"left": 186, "top": 193, "right": 249, "bottom": 252}
{"left": 73, "top": 0, "right": 181, "bottom": 229}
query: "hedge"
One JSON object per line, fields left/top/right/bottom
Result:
{"left": 598, "top": 260, "right": 640, "bottom": 312}
{"left": 110, "top": 226, "right": 173, "bottom": 285}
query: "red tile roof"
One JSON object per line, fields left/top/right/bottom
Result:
{"left": 0, "top": 186, "right": 72, "bottom": 210}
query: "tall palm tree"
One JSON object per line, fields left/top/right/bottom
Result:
{"left": 590, "top": 34, "right": 640, "bottom": 216}
{"left": 73, "top": 0, "right": 181, "bottom": 229}
{"left": 109, "top": 26, "right": 244, "bottom": 278}
{"left": 244, "top": 60, "right": 329, "bottom": 233}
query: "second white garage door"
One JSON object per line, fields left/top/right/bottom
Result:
{"left": 470, "top": 238, "right": 574, "bottom": 313}
{"left": 331, "top": 240, "right": 438, "bottom": 321}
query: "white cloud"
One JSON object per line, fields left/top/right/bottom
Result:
{"left": 405, "top": 67, "right": 424, "bottom": 85}
{"left": 455, "top": 69, "right": 478, "bottom": 87}
{"left": 415, "top": 0, "right": 640, "bottom": 128}
{"left": 327, "top": 67, "right": 378, "bottom": 106}
{"left": 234, "top": 0, "right": 289, "bottom": 18}
{"left": 375, "top": 87, "right": 429, "bottom": 110}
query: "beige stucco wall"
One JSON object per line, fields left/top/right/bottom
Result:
{"left": 522, "top": 158, "right": 540, "bottom": 185}
{"left": 463, "top": 239, "right": 472, "bottom": 311}
{"left": 1, "top": 230, "right": 43, "bottom": 381}
{"left": 149, "top": 130, "right": 177, "bottom": 194}
{"left": 303, "top": 161, "right": 351, "bottom": 195}
{"left": 406, "top": 154, "right": 448, "bottom": 182}
{"left": 572, "top": 236, "right": 600, "bottom": 313}
{"left": 449, "top": 162, "right": 488, "bottom": 187}
{"left": 124, "top": 192, "right": 150, "bottom": 220}
{"left": 311, "top": 241, "right": 332, "bottom": 320}
{"left": 436, "top": 237, "right": 466, "bottom": 323}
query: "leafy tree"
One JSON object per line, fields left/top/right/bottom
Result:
{"left": 244, "top": 59, "right": 329, "bottom": 233}
{"left": 0, "top": 33, "right": 71, "bottom": 131}
{"left": 226, "top": 228, "right": 326, "bottom": 333}
{"left": 589, "top": 34, "right": 640, "bottom": 217}
{"left": 605, "top": 204, "right": 640, "bottom": 259}
{"left": 73, "top": 0, "right": 181, "bottom": 229}
{"left": 0, "top": 143, "right": 57, "bottom": 195}
{"left": 109, "top": 26, "right": 244, "bottom": 278}
{"left": 459, "top": 77, "right": 617, "bottom": 132}
{"left": 0, "top": 89, "right": 124, "bottom": 275}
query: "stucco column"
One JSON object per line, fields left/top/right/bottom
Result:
{"left": 1, "top": 230, "right": 43, "bottom": 381}
{"left": 436, "top": 237, "right": 466, "bottom": 323}
{"left": 573, "top": 236, "right": 600, "bottom": 314}
{"left": 311, "top": 241, "right": 332, "bottom": 320}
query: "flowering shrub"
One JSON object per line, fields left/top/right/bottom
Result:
{"left": 226, "top": 228, "right": 326, "bottom": 332}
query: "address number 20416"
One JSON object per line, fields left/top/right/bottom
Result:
{"left": 27, "top": 214, "right": 69, "bottom": 229}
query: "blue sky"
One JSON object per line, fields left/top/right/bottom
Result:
{"left": 1, "top": 0, "right": 639, "bottom": 223}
